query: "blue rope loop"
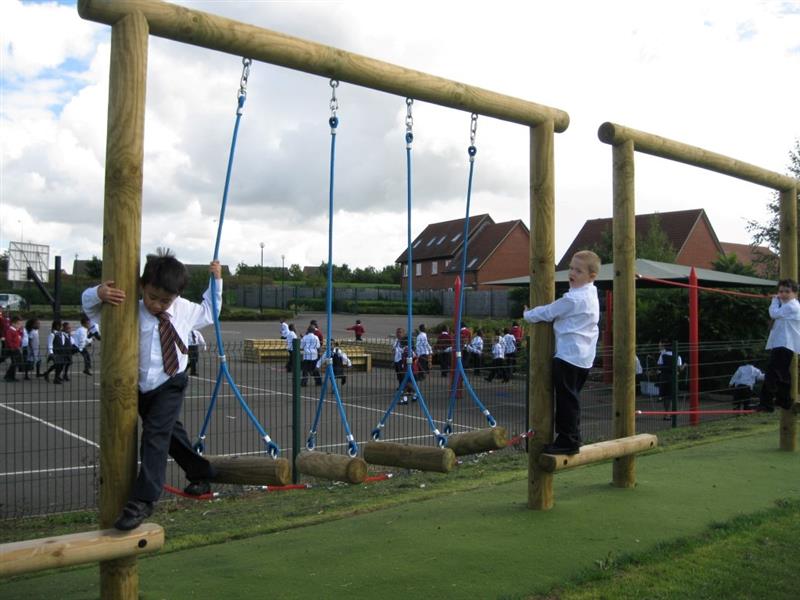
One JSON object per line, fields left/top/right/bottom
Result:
{"left": 406, "top": 131, "right": 414, "bottom": 144}
{"left": 329, "top": 115, "right": 339, "bottom": 130}
{"left": 195, "top": 60, "right": 281, "bottom": 458}
{"left": 468, "top": 145, "right": 477, "bottom": 157}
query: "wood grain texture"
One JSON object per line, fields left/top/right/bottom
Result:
{"left": 538, "top": 434, "right": 658, "bottom": 473}
{"left": 206, "top": 455, "right": 291, "bottom": 486}
{"left": 363, "top": 442, "right": 455, "bottom": 473}
{"left": 446, "top": 427, "right": 508, "bottom": 456}
{"left": 779, "top": 186, "right": 798, "bottom": 452}
{"left": 295, "top": 452, "right": 367, "bottom": 484}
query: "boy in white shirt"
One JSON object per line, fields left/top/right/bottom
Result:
{"left": 755, "top": 278, "right": 800, "bottom": 412}
{"left": 523, "top": 250, "right": 600, "bottom": 455}
{"left": 83, "top": 250, "right": 221, "bottom": 530}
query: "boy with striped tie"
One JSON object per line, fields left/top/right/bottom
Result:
{"left": 82, "top": 249, "right": 221, "bottom": 530}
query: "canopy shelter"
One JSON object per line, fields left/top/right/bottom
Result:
{"left": 486, "top": 258, "right": 777, "bottom": 290}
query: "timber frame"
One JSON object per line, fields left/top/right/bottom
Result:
{"left": 74, "top": 0, "right": 570, "bottom": 596}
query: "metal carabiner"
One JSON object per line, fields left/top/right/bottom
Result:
{"left": 329, "top": 79, "right": 340, "bottom": 116}
{"left": 470, "top": 112, "right": 478, "bottom": 146}
{"left": 238, "top": 57, "right": 252, "bottom": 99}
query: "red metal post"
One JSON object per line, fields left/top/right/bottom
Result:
{"left": 689, "top": 268, "right": 700, "bottom": 425}
{"left": 452, "top": 276, "right": 463, "bottom": 398}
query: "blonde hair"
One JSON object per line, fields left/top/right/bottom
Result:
{"left": 573, "top": 250, "right": 601, "bottom": 275}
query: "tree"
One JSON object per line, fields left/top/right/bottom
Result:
{"left": 85, "top": 256, "right": 103, "bottom": 279}
{"left": 711, "top": 252, "right": 757, "bottom": 277}
{"left": 747, "top": 139, "right": 800, "bottom": 278}
{"left": 637, "top": 214, "right": 677, "bottom": 263}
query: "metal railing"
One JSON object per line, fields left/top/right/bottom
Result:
{"left": 0, "top": 338, "right": 772, "bottom": 518}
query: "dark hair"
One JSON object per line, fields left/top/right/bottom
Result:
{"left": 777, "top": 278, "right": 799, "bottom": 293}
{"left": 140, "top": 248, "right": 188, "bottom": 295}
{"left": 419, "top": 324, "right": 426, "bottom": 332}
{"left": 51, "top": 319, "right": 62, "bottom": 332}
{"left": 25, "top": 318, "right": 39, "bottom": 331}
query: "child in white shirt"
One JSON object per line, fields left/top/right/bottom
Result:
{"left": 756, "top": 278, "right": 800, "bottom": 412}
{"left": 523, "top": 250, "right": 600, "bottom": 455}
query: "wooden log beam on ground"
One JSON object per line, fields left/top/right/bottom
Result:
{"left": 295, "top": 451, "right": 367, "bottom": 484}
{"left": 363, "top": 442, "right": 455, "bottom": 473}
{"left": 446, "top": 427, "right": 508, "bottom": 456}
{"left": 206, "top": 455, "right": 291, "bottom": 486}
{"left": 538, "top": 434, "right": 658, "bottom": 473}
{"left": 0, "top": 524, "right": 164, "bottom": 578}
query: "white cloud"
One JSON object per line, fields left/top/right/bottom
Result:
{"left": 1, "top": 0, "right": 798, "bottom": 274}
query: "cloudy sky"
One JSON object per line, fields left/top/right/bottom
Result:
{"left": 2, "top": 0, "right": 799, "bottom": 276}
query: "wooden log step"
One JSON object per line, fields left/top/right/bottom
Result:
{"left": 446, "top": 427, "right": 508, "bottom": 456}
{"left": 206, "top": 454, "right": 291, "bottom": 486}
{"left": 363, "top": 441, "right": 455, "bottom": 473}
{"left": 0, "top": 523, "right": 164, "bottom": 578}
{"left": 538, "top": 434, "right": 658, "bottom": 473}
{"left": 295, "top": 451, "right": 367, "bottom": 484}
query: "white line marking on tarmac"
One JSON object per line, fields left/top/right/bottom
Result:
{"left": 0, "top": 402, "right": 99, "bottom": 448}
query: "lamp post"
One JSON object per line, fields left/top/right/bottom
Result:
{"left": 259, "top": 242, "right": 265, "bottom": 314}
{"left": 281, "top": 254, "right": 286, "bottom": 309}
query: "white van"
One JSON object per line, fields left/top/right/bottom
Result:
{"left": 0, "top": 293, "right": 27, "bottom": 310}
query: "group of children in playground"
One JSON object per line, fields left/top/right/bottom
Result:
{"left": 78, "top": 245, "right": 798, "bottom": 531}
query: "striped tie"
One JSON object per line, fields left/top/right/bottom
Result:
{"left": 158, "top": 313, "right": 187, "bottom": 376}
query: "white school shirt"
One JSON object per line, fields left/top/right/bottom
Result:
{"left": 72, "top": 326, "right": 89, "bottom": 351}
{"left": 765, "top": 296, "right": 800, "bottom": 353}
{"left": 502, "top": 333, "right": 516, "bottom": 354}
{"left": 317, "top": 347, "right": 352, "bottom": 369}
{"left": 729, "top": 364, "right": 765, "bottom": 389}
{"left": 300, "top": 332, "right": 320, "bottom": 360}
{"left": 523, "top": 282, "right": 599, "bottom": 369}
{"left": 657, "top": 350, "right": 683, "bottom": 368}
{"left": 280, "top": 321, "right": 290, "bottom": 339}
{"left": 21, "top": 328, "right": 29, "bottom": 349}
{"left": 491, "top": 341, "right": 505, "bottom": 360}
{"left": 634, "top": 355, "right": 643, "bottom": 375}
{"left": 189, "top": 330, "right": 207, "bottom": 350}
{"left": 82, "top": 281, "right": 221, "bottom": 393}
{"left": 285, "top": 329, "right": 297, "bottom": 351}
{"left": 392, "top": 338, "right": 404, "bottom": 363}
{"left": 47, "top": 331, "right": 56, "bottom": 355}
{"left": 28, "top": 329, "right": 40, "bottom": 361}
{"left": 416, "top": 331, "right": 432, "bottom": 356}
{"left": 468, "top": 335, "right": 484, "bottom": 355}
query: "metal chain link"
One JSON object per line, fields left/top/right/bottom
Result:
{"left": 405, "top": 97, "right": 414, "bottom": 133}
{"left": 238, "top": 58, "right": 252, "bottom": 99}
{"left": 329, "top": 79, "right": 339, "bottom": 116}
{"left": 470, "top": 112, "right": 478, "bottom": 146}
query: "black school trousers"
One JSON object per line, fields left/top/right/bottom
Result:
{"left": 553, "top": 357, "right": 590, "bottom": 448}
{"left": 760, "top": 347, "right": 793, "bottom": 409}
{"left": 133, "top": 372, "right": 215, "bottom": 503}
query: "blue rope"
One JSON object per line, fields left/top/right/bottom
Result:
{"left": 444, "top": 137, "right": 497, "bottom": 434}
{"left": 305, "top": 103, "right": 359, "bottom": 458}
{"left": 195, "top": 71, "right": 280, "bottom": 459}
{"left": 371, "top": 100, "right": 446, "bottom": 448}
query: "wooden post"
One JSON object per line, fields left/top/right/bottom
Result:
{"left": 689, "top": 268, "right": 700, "bottom": 426}
{"left": 295, "top": 452, "right": 367, "bottom": 484}
{"left": 779, "top": 186, "right": 798, "bottom": 452}
{"left": 539, "top": 434, "right": 657, "bottom": 473}
{"left": 98, "top": 10, "right": 149, "bottom": 600}
{"left": 78, "top": 0, "right": 568, "bottom": 130}
{"left": 363, "top": 442, "right": 455, "bottom": 473}
{"left": 446, "top": 427, "right": 508, "bottom": 456}
{"left": 206, "top": 455, "right": 291, "bottom": 486}
{"left": 0, "top": 524, "right": 164, "bottom": 578}
{"left": 528, "top": 122, "right": 556, "bottom": 510}
{"left": 611, "top": 139, "right": 637, "bottom": 488}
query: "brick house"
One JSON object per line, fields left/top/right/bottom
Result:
{"left": 396, "top": 214, "right": 530, "bottom": 290}
{"left": 719, "top": 242, "right": 777, "bottom": 277}
{"left": 559, "top": 208, "right": 731, "bottom": 270}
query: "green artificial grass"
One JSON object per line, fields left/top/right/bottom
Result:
{"left": 2, "top": 425, "right": 798, "bottom": 599}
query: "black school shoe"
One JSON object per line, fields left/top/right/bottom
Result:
{"left": 541, "top": 443, "right": 581, "bottom": 455}
{"left": 754, "top": 404, "right": 775, "bottom": 413}
{"left": 183, "top": 481, "right": 212, "bottom": 496}
{"left": 114, "top": 499, "right": 154, "bottom": 531}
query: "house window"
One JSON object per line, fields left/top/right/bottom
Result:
{"left": 468, "top": 257, "right": 478, "bottom": 268}
{"left": 431, "top": 261, "right": 438, "bottom": 275}
{"left": 415, "top": 263, "right": 422, "bottom": 276}
{"left": 413, "top": 239, "right": 421, "bottom": 248}
{"left": 445, "top": 259, "right": 451, "bottom": 268}
{"left": 426, "top": 238, "right": 436, "bottom": 247}
{"left": 437, "top": 235, "right": 446, "bottom": 245}
{"left": 451, "top": 233, "right": 461, "bottom": 242}
{"left": 403, "top": 264, "right": 408, "bottom": 277}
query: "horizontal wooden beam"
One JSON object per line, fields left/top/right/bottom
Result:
{"left": 206, "top": 454, "right": 291, "bottom": 487}
{"left": 446, "top": 427, "right": 508, "bottom": 456}
{"left": 77, "top": 0, "right": 568, "bottom": 130}
{"left": 363, "top": 441, "right": 455, "bottom": 473}
{"left": 0, "top": 523, "right": 164, "bottom": 578}
{"left": 538, "top": 433, "right": 658, "bottom": 473}
{"left": 295, "top": 451, "right": 367, "bottom": 484}
{"left": 598, "top": 122, "right": 799, "bottom": 192}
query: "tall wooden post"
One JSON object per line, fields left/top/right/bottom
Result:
{"left": 98, "top": 10, "right": 149, "bottom": 600}
{"left": 688, "top": 267, "right": 700, "bottom": 425}
{"left": 528, "top": 122, "right": 556, "bottom": 510}
{"left": 779, "top": 186, "right": 798, "bottom": 452}
{"left": 611, "top": 139, "right": 637, "bottom": 488}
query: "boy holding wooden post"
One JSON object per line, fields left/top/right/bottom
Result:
{"left": 523, "top": 250, "right": 601, "bottom": 455}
